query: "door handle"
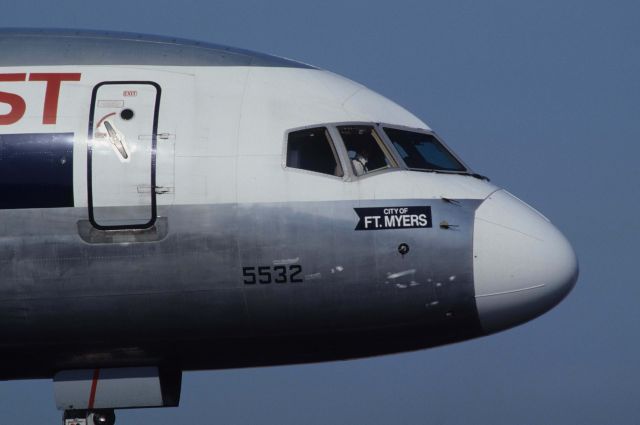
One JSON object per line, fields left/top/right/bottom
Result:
{"left": 103, "top": 120, "right": 129, "bottom": 159}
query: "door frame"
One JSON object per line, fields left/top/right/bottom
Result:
{"left": 87, "top": 81, "right": 162, "bottom": 230}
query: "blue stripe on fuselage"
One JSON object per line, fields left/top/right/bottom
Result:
{"left": 0, "top": 132, "right": 74, "bottom": 209}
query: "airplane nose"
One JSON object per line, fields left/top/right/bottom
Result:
{"left": 473, "top": 190, "right": 578, "bottom": 334}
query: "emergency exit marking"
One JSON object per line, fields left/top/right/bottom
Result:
{"left": 97, "top": 100, "right": 124, "bottom": 108}
{"left": 123, "top": 90, "right": 137, "bottom": 97}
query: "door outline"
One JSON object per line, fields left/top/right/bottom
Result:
{"left": 87, "top": 81, "right": 161, "bottom": 230}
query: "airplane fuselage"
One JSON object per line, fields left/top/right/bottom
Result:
{"left": 0, "top": 30, "right": 578, "bottom": 387}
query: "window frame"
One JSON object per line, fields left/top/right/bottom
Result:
{"left": 326, "top": 122, "right": 405, "bottom": 180}
{"left": 335, "top": 123, "right": 400, "bottom": 178}
{"left": 378, "top": 123, "right": 471, "bottom": 175}
{"left": 282, "top": 125, "right": 348, "bottom": 180}
{"left": 282, "top": 122, "right": 474, "bottom": 181}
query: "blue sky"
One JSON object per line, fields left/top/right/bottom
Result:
{"left": 0, "top": 1, "right": 638, "bottom": 424}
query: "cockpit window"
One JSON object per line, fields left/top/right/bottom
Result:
{"left": 338, "top": 125, "right": 396, "bottom": 176}
{"left": 286, "top": 127, "right": 344, "bottom": 177}
{"left": 383, "top": 128, "right": 466, "bottom": 172}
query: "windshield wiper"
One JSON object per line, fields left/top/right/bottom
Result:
{"left": 410, "top": 168, "right": 490, "bottom": 181}
{"left": 462, "top": 171, "right": 490, "bottom": 181}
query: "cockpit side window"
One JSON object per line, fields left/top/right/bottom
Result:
{"left": 338, "top": 125, "right": 396, "bottom": 176}
{"left": 286, "top": 127, "right": 344, "bottom": 177}
{"left": 383, "top": 128, "right": 466, "bottom": 172}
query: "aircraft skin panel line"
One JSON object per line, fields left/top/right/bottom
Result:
{"left": 0, "top": 30, "right": 578, "bottom": 424}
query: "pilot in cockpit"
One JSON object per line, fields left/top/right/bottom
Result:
{"left": 350, "top": 147, "right": 370, "bottom": 176}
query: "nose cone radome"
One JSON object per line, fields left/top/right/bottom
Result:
{"left": 473, "top": 190, "right": 578, "bottom": 334}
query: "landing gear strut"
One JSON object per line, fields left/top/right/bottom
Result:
{"left": 63, "top": 409, "right": 116, "bottom": 425}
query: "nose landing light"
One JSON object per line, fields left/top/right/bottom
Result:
{"left": 473, "top": 190, "right": 578, "bottom": 333}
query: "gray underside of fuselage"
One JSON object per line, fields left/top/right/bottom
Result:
{"left": 0, "top": 199, "right": 482, "bottom": 379}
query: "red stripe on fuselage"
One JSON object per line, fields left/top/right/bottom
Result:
{"left": 88, "top": 368, "right": 100, "bottom": 409}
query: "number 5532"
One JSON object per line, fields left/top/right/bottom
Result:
{"left": 242, "top": 265, "right": 303, "bottom": 285}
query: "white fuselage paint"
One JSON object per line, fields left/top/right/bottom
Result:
{"left": 0, "top": 65, "right": 497, "bottom": 208}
